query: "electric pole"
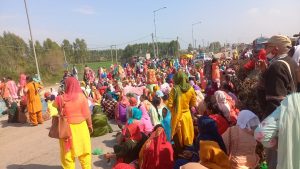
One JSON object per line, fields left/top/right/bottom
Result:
{"left": 151, "top": 33, "right": 156, "bottom": 58}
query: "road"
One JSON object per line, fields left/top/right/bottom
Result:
{"left": 0, "top": 115, "right": 119, "bottom": 169}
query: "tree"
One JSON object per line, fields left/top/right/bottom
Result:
{"left": 61, "top": 39, "right": 73, "bottom": 63}
{"left": 209, "top": 41, "right": 222, "bottom": 53}
{"left": 0, "top": 32, "right": 30, "bottom": 78}
{"left": 73, "top": 38, "right": 87, "bottom": 64}
{"left": 188, "top": 43, "right": 193, "bottom": 52}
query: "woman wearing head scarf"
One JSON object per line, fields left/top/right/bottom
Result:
{"left": 167, "top": 70, "right": 197, "bottom": 154}
{"left": 126, "top": 107, "right": 145, "bottom": 133}
{"left": 254, "top": 93, "right": 300, "bottom": 169}
{"left": 91, "top": 105, "right": 113, "bottom": 137}
{"left": 105, "top": 123, "right": 148, "bottom": 167}
{"left": 115, "top": 93, "right": 130, "bottom": 128}
{"left": 196, "top": 116, "right": 227, "bottom": 154}
{"left": 181, "top": 116, "right": 229, "bottom": 169}
{"left": 161, "top": 107, "right": 171, "bottom": 142}
{"left": 91, "top": 86, "right": 101, "bottom": 105}
{"left": 214, "top": 90, "right": 239, "bottom": 125}
{"left": 102, "top": 93, "right": 117, "bottom": 119}
{"left": 139, "top": 95, "right": 154, "bottom": 135}
{"left": 222, "top": 110, "right": 260, "bottom": 168}
{"left": 139, "top": 126, "right": 174, "bottom": 169}
{"left": 203, "top": 95, "right": 229, "bottom": 135}
{"left": 53, "top": 77, "right": 93, "bottom": 169}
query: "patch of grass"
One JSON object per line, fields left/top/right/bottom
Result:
{"left": 72, "top": 61, "right": 113, "bottom": 80}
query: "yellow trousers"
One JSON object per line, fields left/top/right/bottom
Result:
{"left": 59, "top": 121, "right": 91, "bottom": 169}
{"left": 60, "top": 150, "right": 91, "bottom": 169}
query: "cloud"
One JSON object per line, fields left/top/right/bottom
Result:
{"left": 74, "top": 6, "right": 95, "bottom": 15}
{"left": 268, "top": 8, "right": 281, "bottom": 15}
{"left": 247, "top": 8, "right": 259, "bottom": 16}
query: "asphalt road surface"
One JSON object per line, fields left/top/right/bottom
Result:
{"left": 0, "top": 115, "right": 119, "bottom": 169}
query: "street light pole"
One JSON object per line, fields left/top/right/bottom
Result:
{"left": 24, "top": 0, "right": 41, "bottom": 80}
{"left": 153, "top": 7, "right": 166, "bottom": 58}
{"left": 192, "top": 21, "right": 201, "bottom": 49}
{"left": 110, "top": 45, "right": 113, "bottom": 64}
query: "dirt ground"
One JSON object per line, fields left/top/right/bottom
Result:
{"left": 0, "top": 114, "right": 119, "bottom": 169}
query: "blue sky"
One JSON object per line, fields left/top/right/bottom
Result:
{"left": 1, "top": 0, "right": 300, "bottom": 49}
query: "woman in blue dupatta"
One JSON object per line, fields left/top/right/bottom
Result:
{"left": 196, "top": 116, "right": 227, "bottom": 153}
{"left": 173, "top": 116, "right": 227, "bottom": 169}
{"left": 161, "top": 107, "right": 171, "bottom": 142}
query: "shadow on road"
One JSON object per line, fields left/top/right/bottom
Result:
{"left": 0, "top": 119, "right": 30, "bottom": 128}
{"left": 6, "top": 164, "right": 61, "bottom": 169}
{"left": 102, "top": 137, "right": 116, "bottom": 148}
{"left": 93, "top": 155, "right": 115, "bottom": 169}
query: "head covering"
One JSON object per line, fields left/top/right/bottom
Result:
{"left": 214, "top": 90, "right": 231, "bottom": 121}
{"left": 292, "top": 45, "right": 300, "bottom": 66}
{"left": 255, "top": 93, "right": 300, "bottom": 169}
{"left": 161, "top": 108, "right": 172, "bottom": 142}
{"left": 129, "top": 97, "right": 137, "bottom": 106}
{"left": 173, "top": 70, "right": 191, "bottom": 93}
{"left": 156, "top": 90, "right": 164, "bottom": 98}
{"left": 120, "top": 94, "right": 130, "bottom": 106}
{"left": 237, "top": 110, "right": 260, "bottom": 130}
{"left": 126, "top": 122, "right": 142, "bottom": 141}
{"left": 180, "top": 163, "right": 208, "bottom": 169}
{"left": 173, "top": 70, "right": 192, "bottom": 113}
{"left": 92, "top": 105, "right": 103, "bottom": 114}
{"left": 106, "top": 93, "right": 113, "bottom": 100}
{"left": 44, "top": 92, "right": 51, "bottom": 98}
{"left": 113, "top": 163, "right": 135, "bottom": 169}
{"left": 139, "top": 127, "right": 174, "bottom": 169}
{"left": 64, "top": 77, "right": 82, "bottom": 101}
{"left": 128, "top": 107, "right": 142, "bottom": 124}
{"left": 143, "top": 88, "right": 150, "bottom": 96}
{"left": 197, "top": 116, "right": 227, "bottom": 153}
{"left": 191, "top": 81, "right": 201, "bottom": 91}
{"left": 267, "top": 35, "right": 292, "bottom": 50}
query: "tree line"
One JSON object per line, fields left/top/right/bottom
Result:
{"left": 0, "top": 31, "right": 181, "bottom": 83}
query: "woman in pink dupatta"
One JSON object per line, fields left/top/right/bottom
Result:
{"left": 139, "top": 94, "right": 154, "bottom": 135}
{"left": 6, "top": 77, "right": 18, "bottom": 100}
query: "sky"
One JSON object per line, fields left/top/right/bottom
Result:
{"left": 1, "top": 0, "right": 300, "bottom": 49}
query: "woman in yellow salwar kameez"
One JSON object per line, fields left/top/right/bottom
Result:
{"left": 54, "top": 77, "right": 93, "bottom": 169}
{"left": 167, "top": 70, "right": 197, "bottom": 155}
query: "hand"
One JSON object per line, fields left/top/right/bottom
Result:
{"left": 182, "top": 150, "right": 193, "bottom": 159}
{"left": 104, "top": 153, "right": 111, "bottom": 160}
{"left": 258, "top": 60, "right": 267, "bottom": 72}
{"left": 88, "top": 126, "right": 93, "bottom": 134}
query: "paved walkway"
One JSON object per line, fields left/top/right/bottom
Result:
{"left": 0, "top": 115, "right": 119, "bottom": 169}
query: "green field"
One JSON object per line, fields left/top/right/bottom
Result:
{"left": 73, "top": 61, "right": 113, "bottom": 80}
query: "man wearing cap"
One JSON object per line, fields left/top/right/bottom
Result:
{"left": 257, "top": 35, "right": 298, "bottom": 169}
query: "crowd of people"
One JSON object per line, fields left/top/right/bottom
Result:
{"left": 1, "top": 34, "right": 300, "bottom": 169}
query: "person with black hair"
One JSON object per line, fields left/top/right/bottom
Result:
{"left": 24, "top": 75, "right": 43, "bottom": 126}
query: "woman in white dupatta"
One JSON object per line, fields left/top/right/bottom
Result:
{"left": 255, "top": 93, "right": 300, "bottom": 169}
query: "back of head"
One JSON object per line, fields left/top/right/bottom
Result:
{"left": 26, "top": 76, "right": 33, "bottom": 83}
{"left": 268, "top": 35, "right": 292, "bottom": 54}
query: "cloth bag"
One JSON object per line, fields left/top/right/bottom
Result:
{"left": 48, "top": 96, "right": 71, "bottom": 139}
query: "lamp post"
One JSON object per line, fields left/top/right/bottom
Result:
{"left": 24, "top": 0, "right": 41, "bottom": 80}
{"left": 153, "top": 7, "right": 166, "bottom": 58}
{"left": 192, "top": 21, "right": 201, "bottom": 49}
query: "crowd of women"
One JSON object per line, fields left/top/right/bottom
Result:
{"left": 2, "top": 34, "right": 300, "bottom": 169}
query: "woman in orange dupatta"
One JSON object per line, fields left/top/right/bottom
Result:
{"left": 139, "top": 126, "right": 174, "bottom": 169}
{"left": 54, "top": 77, "right": 93, "bottom": 169}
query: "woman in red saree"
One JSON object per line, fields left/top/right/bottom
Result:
{"left": 139, "top": 126, "right": 174, "bottom": 169}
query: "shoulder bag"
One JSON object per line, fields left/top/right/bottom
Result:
{"left": 48, "top": 95, "right": 71, "bottom": 139}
